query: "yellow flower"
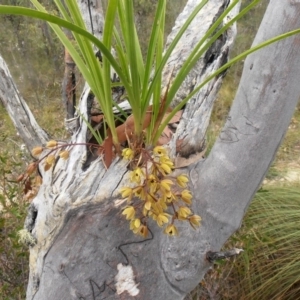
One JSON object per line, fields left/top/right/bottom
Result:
{"left": 176, "top": 174, "right": 189, "bottom": 188}
{"left": 46, "top": 140, "right": 58, "bottom": 148}
{"left": 138, "top": 225, "right": 148, "bottom": 237}
{"left": 134, "top": 186, "right": 146, "bottom": 200}
{"left": 153, "top": 146, "right": 168, "bottom": 156}
{"left": 122, "top": 206, "right": 135, "bottom": 220}
{"left": 164, "top": 224, "right": 178, "bottom": 236}
{"left": 59, "top": 150, "right": 69, "bottom": 160}
{"left": 119, "top": 187, "right": 133, "bottom": 200}
{"left": 189, "top": 214, "right": 201, "bottom": 229}
{"left": 156, "top": 213, "right": 170, "bottom": 227}
{"left": 162, "top": 190, "right": 177, "bottom": 203}
{"left": 130, "top": 167, "right": 144, "bottom": 184}
{"left": 31, "top": 146, "right": 43, "bottom": 157}
{"left": 178, "top": 206, "right": 192, "bottom": 219}
{"left": 122, "top": 148, "right": 134, "bottom": 160}
{"left": 148, "top": 174, "right": 158, "bottom": 194}
{"left": 181, "top": 189, "right": 192, "bottom": 205}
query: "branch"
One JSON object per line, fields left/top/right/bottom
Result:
{"left": 167, "top": 0, "right": 240, "bottom": 157}
{"left": 0, "top": 55, "right": 48, "bottom": 150}
{"left": 163, "top": 0, "right": 300, "bottom": 293}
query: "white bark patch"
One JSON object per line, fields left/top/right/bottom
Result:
{"left": 115, "top": 263, "right": 140, "bottom": 296}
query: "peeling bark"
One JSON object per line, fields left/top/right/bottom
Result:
{"left": 164, "top": 0, "right": 240, "bottom": 158}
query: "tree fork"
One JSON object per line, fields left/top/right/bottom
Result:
{"left": 1, "top": 0, "right": 300, "bottom": 299}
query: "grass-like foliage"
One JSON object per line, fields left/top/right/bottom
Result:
{"left": 1, "top": 0, "right": 299, "bottom": 150}
{"left": 193, "top": 185, "right": 300, "bottom": 300}
{"left": 235, "top": 186, "right": 300, "bottom": 299}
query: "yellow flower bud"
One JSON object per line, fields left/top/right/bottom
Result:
{"left": 35, "top": 175, "right": 43, "bottom": 186}
{"left": 181, "top": 190, "right": 192, "bottom": 205}
{"left": 46, "top": 140, "right": 58, "bottom": 148}
{"left": 130, "top": 219, "right": 140, "bottom": 234}
{"left": 46, "top": 155, "right": 55, "bottom": 165}
{"left": 31, "top": 146, "right": 43, "bottom": 157}
{"left": 176, "top": 174, "right": 189, "bottom": 188}
{"left": 159, "top": 156, "right": 174, "bottom": 167}
{"left": 159, "top": 163, "right": 172, "bottom": 175}
{"left": 59, "top": 150, "right": 69, "bottom": 160}
{"left": 178, "top": 206, "right": 192, "bottom": 219}
{"left": 189, "top": 214, "right": 201, "bottom": 229}
{"left": 134, "top": 218, "right": 141, "bottom": 228}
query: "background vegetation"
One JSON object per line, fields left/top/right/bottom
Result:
{"left": 0, "top": 0, "right": 299, "bottom": 299}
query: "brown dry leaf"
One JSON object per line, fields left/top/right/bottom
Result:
{"left": 116, "top": 108, "right": 153, "bottom": 144}
{"left": 174, "top": 148, "right": 206, "bottom": 168}
{"left": 162, "top": 110, "right": 183, "bottom": 124}
{"left": 157, "top": 127, "right": 173, "bottom": 145}
{"left": 157, "top": 110, "right": 183, "bottom": 145}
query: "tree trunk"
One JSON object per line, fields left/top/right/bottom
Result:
{"left": 62, "top": 32, "right": 77, "bottom": 120}
{"left": 1, "top": 0, "right": 300, "bottom": 299}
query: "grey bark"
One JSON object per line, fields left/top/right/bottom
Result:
{"left": 1, "top": 0, "right": 299, "bottom": 299}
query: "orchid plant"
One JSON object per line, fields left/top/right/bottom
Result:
{"left": 1, "top": 0, "right": 299, "bottom": 236}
